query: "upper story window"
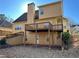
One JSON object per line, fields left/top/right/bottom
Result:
{"left": 40, "top": 8, "right": 44, "bottom": 15}
{"left": 40, "top": 11, "right": 44, "bottom": 15}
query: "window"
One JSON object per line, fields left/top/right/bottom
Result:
{"left": 40, "top": 9, "right": 44, "bottom": 15}
{"left": 15, "top": 26, "right": 22, "bottom": 30}
{"left": 40, "top": 11, "right": 44, "bottom": 15}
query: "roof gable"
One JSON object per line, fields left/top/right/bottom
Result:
{"left": 13, "top": 10, "right": 39, "bottom": 23}
{"left": 13, "top": 13, "right": 27, "bottom": 23}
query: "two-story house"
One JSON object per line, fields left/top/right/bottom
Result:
{"left": 13, "top": 1, "right": 70, "bottom": 47}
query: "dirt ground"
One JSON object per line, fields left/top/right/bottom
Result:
{"left": 0, "top": 45, "right": 79, "bottom": 58}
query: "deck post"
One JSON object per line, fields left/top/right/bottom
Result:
{"left": 23, "top": 24, "right": 26, "bottom": 46}
{"left": 23, "top": 24, "right": 27, "bottom": 46}
{"left": 35, "top": 23, "right": 38, "bottom": 48}
{"left": 48, "top": 23, "right": 51, "bottom": 49}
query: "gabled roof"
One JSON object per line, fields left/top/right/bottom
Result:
{"left": 13, "top": 10, "right": 39, "bottom": 23}
{"left": 0, "top": 19, "right": 12, "bottom": 28}
{"left": 0, "top": 14, "right": 12, "bottom": 28}
{"left": 71, "top": 25, "right": 79, "bottom": 27}
{"left": 14, "top": 13, "right": 27, "bottom": 22}
{"left": 71, "top": 25, "right": 79, "bottom": 34}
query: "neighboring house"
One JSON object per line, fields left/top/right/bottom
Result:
{"left": 71, "top": 25, "right": 79, "bottom": 35}
{"left": 0, "top": 14, "right": 12, "bottom": 36}
{"left": 13, "top": 1, "right": 70, "bottom": 47}
{"left": 71, "top": 25, "right": 79, "bottom": 47}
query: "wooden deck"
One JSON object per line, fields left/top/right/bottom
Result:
{"left": 25, "top": 22, "right": 63, "bottom": 32}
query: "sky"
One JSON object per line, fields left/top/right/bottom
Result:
{"left": 0, "top": 0, "right": 79, "bottom": 24}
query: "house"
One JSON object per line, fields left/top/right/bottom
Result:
{"left": 13, "top": 1, "right": 70, "bottom": 47}
{"left": 0, "top": 14, "right": 12, "bottom": 36}
{"left": 71, "top": 25, "right": 79, "bottom": 35}
{"left": 71, "top": 25, "right": 79, "bottom": 47}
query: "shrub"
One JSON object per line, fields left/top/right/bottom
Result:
{"left": 62, "top": 32, "right": 71, "bottom": 49}
{"left": 0, "top": 39, "right": 6, "bottom": 45}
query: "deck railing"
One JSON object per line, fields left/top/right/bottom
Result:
{"left": 51, "top": 24, "right": 63, "bottom": 31}
{"left": 25, "top": 22, "right": 63, "bottom": 31}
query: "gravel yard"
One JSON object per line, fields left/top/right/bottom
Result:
{"left": 0, "top": 45, "right": 79, "bottom": 58}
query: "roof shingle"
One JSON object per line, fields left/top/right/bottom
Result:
{"left": 13, "top": 10, "right": 39, "bottom": 23}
